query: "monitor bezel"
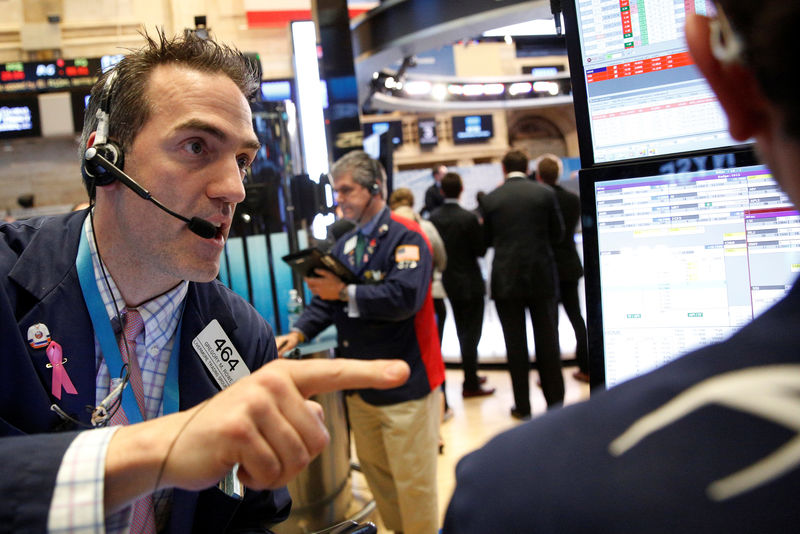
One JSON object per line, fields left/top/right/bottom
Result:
{"left": 579, "top": 145, "right": 765, "bottom": 390}
{"left": 562, "top": 0, "right": 751, "bottom": 169}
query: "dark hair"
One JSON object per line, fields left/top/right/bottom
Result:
{"left": 432, "top": 165, "right": 446, "bottom": 178}
{"left": 79, "top": 29, "right": 259, "bottom": 195}
{"left": 715, "top": 0, "right": 800, "bottom": 138}
{"left": 331, "top": 150, "right": 386, "bottom": 199}
{"left": 440, "top": 172, "right": 463, "bottom": 199}
{"left": 501, "top": 149, "right": 529, "bottom": 174}
{"left": 536, "top": 154, "right": 562, "bottom": 186}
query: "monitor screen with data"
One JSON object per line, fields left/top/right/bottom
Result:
{"left": 580, "top": 149, "right": 800, "bottom": 388}
{"left": 564, "top": 0, "right": 748, "bottom": 166}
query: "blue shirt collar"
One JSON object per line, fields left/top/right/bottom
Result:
{"left": 358, "top": 205, "right": 387, "bottom": 236}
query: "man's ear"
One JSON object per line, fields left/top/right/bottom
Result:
{"left": 86, "top": 131, "right": 97, "bottom": 149}
{"left": 685, "top": 13, "right": 768, "bottom": 142}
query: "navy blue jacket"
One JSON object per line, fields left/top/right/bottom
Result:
{"left": 294, "top": 208, "right": 444, "bottom": 405}
{"left": 0, "top": 211, "right": 290, "bottom": 533}
{"left": 444, "top": 279, "right": 800, "bottom": 533}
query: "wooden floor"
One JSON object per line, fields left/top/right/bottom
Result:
{"left": 351, "top": 366, "right": 591, "bottom": 533}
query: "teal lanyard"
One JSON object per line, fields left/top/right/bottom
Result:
{"left": 76, "top": 230, "right": 182, "bottom": 424}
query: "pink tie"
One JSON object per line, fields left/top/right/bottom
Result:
{"left": 110, "top": 309, "right": 156, "bottom": 534}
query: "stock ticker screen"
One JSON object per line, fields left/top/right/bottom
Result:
{"left": 570, "top": 0, "right": 747, "bottom": 165}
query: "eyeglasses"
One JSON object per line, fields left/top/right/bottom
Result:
{"left": 333, "top": 185, "right": 365, "bottom": 198}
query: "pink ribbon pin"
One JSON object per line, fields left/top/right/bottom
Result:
{"left": 46, "top": 341, "right": 78, "bottom": 400}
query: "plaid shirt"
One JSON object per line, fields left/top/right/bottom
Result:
{"left": 48, "top": 216, "right": 188, "bottom": 533}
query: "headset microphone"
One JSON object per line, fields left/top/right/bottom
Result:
{"left": 84, "top": 147, "right": 218, "bottom": 239}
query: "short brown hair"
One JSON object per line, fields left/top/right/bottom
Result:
{"left": 80, "top": 29, "right": 259, "bottom": 197}
{"left": 502, "top": 149, "right": 529, "bottom": 174}
{"left": 536, "top": 154, "right": 562, "bottom": 186}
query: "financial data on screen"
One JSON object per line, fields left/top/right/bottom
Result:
{"left": 573, "top": 0, "right": 743, "bottom": 163}
{"left": 595, "top": 160, "right": 800, "bottom": 386}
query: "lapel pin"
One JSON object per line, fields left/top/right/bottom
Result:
{"left": 27, "top": 323, "right": 51, "bottom": 349}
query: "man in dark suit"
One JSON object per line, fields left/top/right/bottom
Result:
{"left": 481, "top": 149, "right": 565, "bottom": 418}
{"left": 536, "top": 155, "right": 589, "bottom": 383}
{"left": 420, "top": 164, "right": 447, "bottom": 219}
{"left": 430, "top": 172, "right": 494, "bottom": 397}
{"left": 0, "top": 31, "right": 409, "bottom": 532}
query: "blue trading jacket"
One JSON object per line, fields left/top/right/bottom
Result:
{"left": 295, "top": 207, "right": 445, "bottom": 406}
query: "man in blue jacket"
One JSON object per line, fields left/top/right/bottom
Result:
{"left": 0, "top": 31, "right": 409, "bottom": 534}
{"left": 277, "top": 151, "right": 445, "bottom": 534}
{"left": 444, "top": 1, "right": 800, "bottom": 532}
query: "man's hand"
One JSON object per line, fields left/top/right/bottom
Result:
{"left": 305, "top": 269, "right": 347, "bottom": 301}
{"left": 275, "top": 331, "right": 303, "bottom": 357}
{"left": 104, "top": 358, "right": 410, "bottom": 512}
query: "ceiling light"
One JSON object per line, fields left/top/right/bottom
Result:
{"left": 462, "top": 84, "right": 484, "bottom": 96}
{"left": 404, "top": 80, "right": 430, "bottom": 95}
{"left": 509, "top": 82, "right": 532, "bottom": 95}
{"left": 432, "top": 84, "right": 447, "bottom": 100}
{"left": 533, "top": 81, "right": 561, "bottom": 96}
{"left": 483, "top": 83, "right": 505, "bottom": 96}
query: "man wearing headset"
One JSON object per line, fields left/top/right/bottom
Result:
{"left": 444, "top": 1, "right": 800, "bottom": 531}
{"left": 0, "top": 31, "right": 409, "bottom": 533}
{"left": 276, "top": 151, "right": 445, "bottom": 534}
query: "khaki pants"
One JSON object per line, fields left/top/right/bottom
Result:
{"left": 346, "top": 389, "right": 441, "bottom": 534}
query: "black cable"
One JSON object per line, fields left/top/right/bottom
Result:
{"left": 152, "top": 399, "right": 210, "bottom": 494}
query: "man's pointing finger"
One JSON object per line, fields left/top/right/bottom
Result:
{"left": 258, "top": 358, "right": 410, "bottom": 398}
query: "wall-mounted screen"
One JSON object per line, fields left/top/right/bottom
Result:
{"left": 580, "top": 148, "right": 800, "bottom": 390}
{"left": 260, "top": 79, "right": 293, "bottom": 102}
{"left": 0, "top": 94, "right": 41, "bottom": 139}
{"left": 451, "top": 114, "right": 494, "bottom": 144}
{"left": 70, "top": 88, "right": 92, "bottom": 133}
{"left": 363, "top": 120, "right": 402, "bottom": 146}
{"left": 564, "top": 0, "right": 748, "bottom": 167}
{"left": 418, "top": 118, "right": 437, "bottom": 147}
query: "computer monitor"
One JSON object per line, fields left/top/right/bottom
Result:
{"left": 260, "top": 79, "right": 293, "bottom": 102}
{"left": 563, "top": 0, "right": 748, "bottom": 167}
{"left": 451, "top": 115, "right": 494, "bottom": 145}
{"left": 580, "top": 148, "right": 800, "bottom": 389}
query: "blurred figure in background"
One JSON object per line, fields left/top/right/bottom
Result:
{"left": 390, "top": 187, "right": 454, "bottom": 433}
{"left": 420, "top": 164, "right": 447, "bottom": 219}
{"left": 536, "top": 154, "right": 589, "bottom": 383}
{"left": 277, "top": 152, "right": 444, "bottom": 534}
{"left": 481, "top": 149, "right": 564, "bottom": 419}
{"left": 431, "top": 173, "right": 494, "bottom": 398}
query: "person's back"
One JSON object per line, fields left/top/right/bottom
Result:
{"left": 429, "top": 172, "right": 493, "bottom": 398}
{"left": 549, "top": 185, "right": 582, "bottom": 282}
{"left": 430, "top": 201, "right": 485, "bottom": 300}
{"left": 481, "top": 171, "right": 563, "bottom": 298}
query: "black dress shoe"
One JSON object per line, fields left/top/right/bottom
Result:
{"left": 462, "top": 385, "right": 496, "bottom": 398}
{"left": 510, "top": 407, "right": 531, "bottom": 420}
{"left": 478, "top": 375, "right": 488, "bottom": 385}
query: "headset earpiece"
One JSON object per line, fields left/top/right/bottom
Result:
{"left": 81, "top": 69, "right": 124, "bottom": 189}
{"left": 369, "top": 158, "right": 382, "bottom": 196}
{"left": 82, "top": 142, "right": 125, "bottom": 187}
{"left": 710, "top": 7, "right": 744, "bottom": 64}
